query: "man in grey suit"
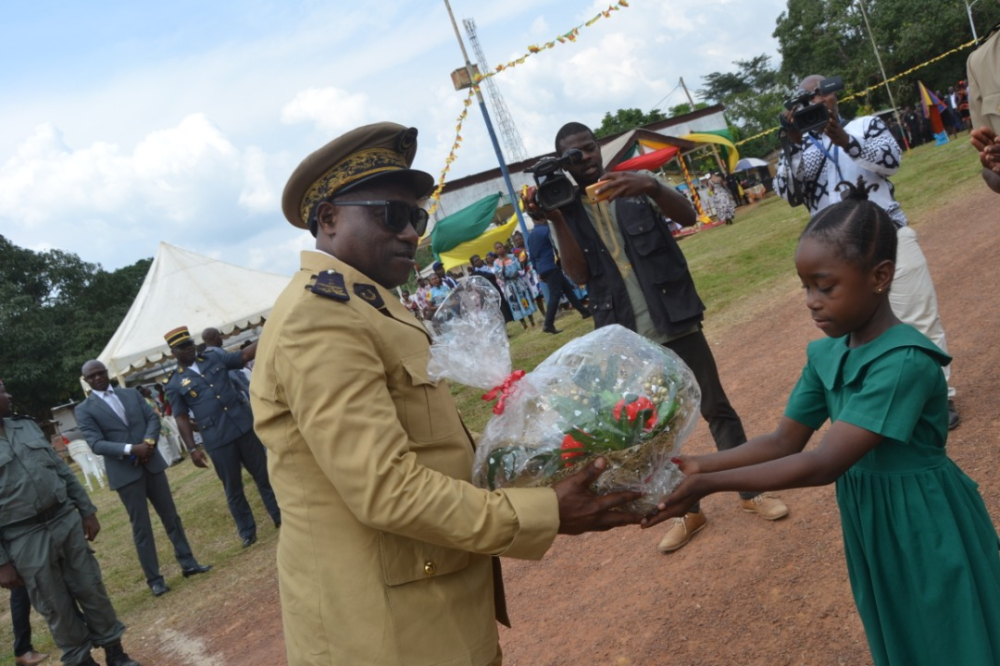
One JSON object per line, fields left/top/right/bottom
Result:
{"left": 76, "top": 360, "right": 211, "bottom": 597}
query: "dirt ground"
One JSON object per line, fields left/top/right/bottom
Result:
{"left": 132, "top": 186, "right": 1000, "bottom": 666}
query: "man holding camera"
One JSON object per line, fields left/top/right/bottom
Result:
{"left": 525, "top": 122, "right": 790, "bottom": 555}
{"left": 775, "top": 75, "right": 959, "bottom": 429}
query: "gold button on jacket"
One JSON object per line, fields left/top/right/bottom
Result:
{"left": 251, "top": 252, "right": 559, "bottom": 666}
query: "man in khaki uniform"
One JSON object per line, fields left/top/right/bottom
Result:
{"left": 968, "top": 10, "right": 1000, "bottom": 193}
{"left": 251, "top": 122, "right": 648, "bottom": 666}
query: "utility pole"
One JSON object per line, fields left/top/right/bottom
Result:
{"left": 965, "top": 0, "right": 982, "bottom": 42}
{"left": 680, "top": 77, "right": 725, "bottom": 173}
{"left": 443, "top": 0, "right": 529, "bottom": 240}
{"left": 857, "top": 0, "right": 908, "bottom": 150}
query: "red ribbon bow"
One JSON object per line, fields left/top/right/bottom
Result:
{"left": 482, "top": 370, "right": 526, "bottom": 415}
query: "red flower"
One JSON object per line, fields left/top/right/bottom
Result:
{"left": 616, "top": 396, "right": 658, "bottom": 430}
{"left": 612, "top": 398, "right": 627, "bottom": 421}
{"left": 560, "top": 434, "right": 585, "bottom": 467}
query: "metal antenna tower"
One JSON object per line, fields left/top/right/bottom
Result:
{"left": 462, "top": 17, "right": 528, "bottom": 163}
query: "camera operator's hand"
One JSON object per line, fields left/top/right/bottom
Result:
{"left": 823, "top": 116, "right": 851, "bottom": 149}
{"left": 588, "top": 171, "right": 659, "bottom": 202}
{"left": 522, "top": 186, "right": 566, "bottom": 225}
{"left": 782, "top": 109, "right": 803, "bottom": 144}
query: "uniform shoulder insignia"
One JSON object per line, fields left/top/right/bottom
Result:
{"left": 307, "top": 270, "right": 350, "bottom": 302}
{"left": 353, "top": 283, "right": 385, "bottom": 309}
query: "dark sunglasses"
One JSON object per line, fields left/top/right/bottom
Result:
{"left": 330, "top": 200, "right": 429, "bottom": 236}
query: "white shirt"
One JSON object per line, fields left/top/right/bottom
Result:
{"left": 95, "top": 389, "right": 133, "bottom": 455}
{"left": 775, "top": 115, "right": 907, "bottom": 227}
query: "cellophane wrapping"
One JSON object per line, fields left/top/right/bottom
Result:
{"left": 428, "top": 278, "right": 701, "bottom": 514}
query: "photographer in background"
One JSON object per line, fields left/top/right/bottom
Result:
{"left": 775, "top": 74, "right": 960, "bottom": 429}
{"left": 524, "top": 122, "right": 790, "bottom": 556}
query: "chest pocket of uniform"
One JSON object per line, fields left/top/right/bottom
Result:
{"left": 21, "top": 437, "right": 56, "bottom": 469}
{"left": 380, "top": 531, "right": 471, "bottom": 587}
{"left": 398, "top": 352, "right": 453, "bottom": 442}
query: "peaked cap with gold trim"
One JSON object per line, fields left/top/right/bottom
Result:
{"left": 281, "top": 122, "right": 434, "bottom": 231}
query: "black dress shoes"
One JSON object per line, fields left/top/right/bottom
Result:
{"left": 242, "top": 535, "right": 258, "bottom": 548}
{"left": 181, "top": 563, "right": 213, "bottom": 578}
{"left": 542, "top": 327, "right": 562, "bottom": 334}
{"left": 150, "top": 581, "right": 170, "bottom": 597}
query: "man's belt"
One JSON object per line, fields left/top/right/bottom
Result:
{"left": 2, "top": 502, "right": 69, "bottom": 530}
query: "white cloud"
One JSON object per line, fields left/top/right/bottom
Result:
{"left": 280, "top": 86, "right": 372, "bottom": 135}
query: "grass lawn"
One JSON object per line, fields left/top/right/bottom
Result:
{"left": 0, "top": 135, "right": 982, "bottom": 666}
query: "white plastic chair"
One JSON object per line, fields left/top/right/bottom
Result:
{"left": 66, "top": 440, "right": 107, "bottom": 491}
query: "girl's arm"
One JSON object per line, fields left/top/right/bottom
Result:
{"left": 642, "top": 420, "right": 883, "bottom": 526}
{"left": 693, "top": 416, "right": 814, "bottom": 474}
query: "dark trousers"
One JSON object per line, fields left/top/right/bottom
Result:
{"left": 541, "top": 270, "right": 588, "bottom": 330}
{"left": 11, "top": 585, "right": 32, "bottom": 657}
{"left": 664, "top": 329, "right": 756, "bottom": 505}
{"left": 5, "top": 510, "right": 125, "bottom": 666}
{"left": 116, "top": 467, "right": 198, "bottom": 588}
{"left": 207, "top": 430, "right": 281, "bottom": 540}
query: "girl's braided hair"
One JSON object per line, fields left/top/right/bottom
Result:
{"left": 800, "top": 176, "right": 897, "bottom": 269}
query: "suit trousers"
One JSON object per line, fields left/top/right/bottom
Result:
{"left": 10, "top": 584, "right": 32, "bottom": 657}
{"left": 116, "top": 466, "right": 197, "bottom": 587}
{"left": 889, "top": 226, "right": 954, "bottom": 397}
{"left": 664, "top": 329, "right": 756, "bottom": 505}
{"left": 4, "top": 510, "right": 125, "bottom": 666}
{"left": 206, "top": 430, "right": 281, "bottom": 539}
{"left": 540, "top": 270, "right": 588, "bottom": 330}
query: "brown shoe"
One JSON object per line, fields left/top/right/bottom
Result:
{"left": 15, "top": 651, "right": 49, "bottom": 666}
{"left": 740, "top": 493, "right": 789, "bottom": 521}
{"left": 657, "top": 511, "right": 708, "bottom": 553}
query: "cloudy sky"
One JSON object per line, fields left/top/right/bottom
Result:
{"left": 0, "top": 0, "right": 787, "bottom": 276}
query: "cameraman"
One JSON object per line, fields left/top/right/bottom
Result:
{"left": 524, "top": 122, "right": 790, "bottom": 556}
{"left": 775, "top": 74, "right": 959, "bottom": 429}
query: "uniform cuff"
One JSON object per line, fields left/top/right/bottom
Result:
{"left": 496, "top": 488, "right": 560, "bottom": 560}
{"left": 124, "top": 444, "right": 132, "bottom": 455}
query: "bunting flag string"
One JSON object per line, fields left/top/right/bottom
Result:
{"left": 426, "top": 2, "right": 631, "bottom": 217}
{"left": 733, "top": 38, "right": 979, "bottom": 147}
{"left": 427, "top": 88, "right": 476, "bottom": 217}
{"left": 478, "top": 1, "right": 629, "bottom": 83}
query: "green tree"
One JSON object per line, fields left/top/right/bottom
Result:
{"left": 594, "top": 108, "right": 667, "bottom": 139}
{"left": 667, "top": 102, "right": 709, "bottom": 118}
{"left": 700, "top": 54, "right": 789, "bottom": 158}
{"left": 0, "top": 235, "right": 151, "bottom": 420}
{"left": 773, "top": 0, "right": 994, "bottom": 112}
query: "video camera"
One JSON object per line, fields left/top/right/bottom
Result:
{"left": 526, "top": 148, "right": 583, "bottom": 211}
{"left": 780, "top": 76, "right": 844, "bottom": 134}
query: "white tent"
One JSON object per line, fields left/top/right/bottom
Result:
{"left": 97, "top": 242, "right": 290, "bottom": 380}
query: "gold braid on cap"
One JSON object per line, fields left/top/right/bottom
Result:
{"left": 299, "top": 147, "right": 409, "bottom": 224}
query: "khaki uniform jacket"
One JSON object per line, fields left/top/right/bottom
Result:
{"left": 968, "top": 27, "right": 1000, "bottom": 134}
{"left": 251, "top": 252, "right": 560, "bottom": 666}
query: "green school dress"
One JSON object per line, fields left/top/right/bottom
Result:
{"left": 785, "top": 324, "right": 1000, "bottom": 666}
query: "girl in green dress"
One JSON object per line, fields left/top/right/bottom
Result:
{"left": 645, "top": 180, "right": 1000, "bottom": 665}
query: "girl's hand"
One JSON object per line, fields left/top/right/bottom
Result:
{"left": 670, "top": 454, "right": 701, "bottom": 476}
{"left": 640, "top": 473, "right": 706, "bottom": 529}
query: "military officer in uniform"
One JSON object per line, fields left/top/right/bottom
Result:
{"left": 968, "top": 9, "right": 1000, "bottom": 193}
{"left": 0, "top": 379, "right": 140, "bottom": 666}
{"left": 163, "top": 327, "right": 280, "bottom": 547}
{"left": 251, "top": 121, "right": 649, "bottom": 666}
